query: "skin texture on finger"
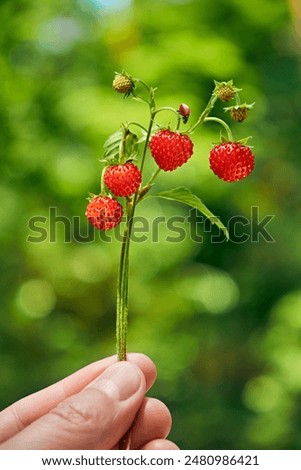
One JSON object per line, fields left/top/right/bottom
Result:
{"left": 0, "top": 353, "right": 156, "bottom": 444}
{"left": 140, "top": 439, "right": 180, "bottom": 450}
{"left": 130, "top": 398, "right": 172, "bottom": 450}
{"left": 0, "top": 362, "right": 146, "bottom": 450}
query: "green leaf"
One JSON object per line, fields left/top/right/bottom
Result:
{"left": 103, "top": 129, "right": 123, "bottom": 163}
{"left": 103, "top": 128, "right": 139, "bottom": 163}
{"left": 151, "top": 186, "right": 229, "bottom": 240}
{"left": 124, "top": 130, "right": 138, "bottom": 159}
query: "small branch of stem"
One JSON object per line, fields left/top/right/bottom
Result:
{"left": 188, "top": 93, "right": 218, "bottom": 133}
{"left": 154, "top": 106, "right": 179, "bottom": 118}
{"left": 127, "top": 121, "right": 148, "bottom": 133}
{"left": 139, "top": 114, "right": 155, "bottom": 174}
{"left": 235, "top": 93, "right": 241, "bottom": 106}
{"left": 100, "top": 167, "right": 107, "bottom": 195}
{"left": 119, "top": 127, "right": 128, "bottom": 163}
{"left": 146, "top": 167, "right": 161, "bottom": 187}
{"left": 204, "top": 116, "right": 233, "bottom": 141}
{"left": 134, "top": 78, "right": 152, "bottom": 93}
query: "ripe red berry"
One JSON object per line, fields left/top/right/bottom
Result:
{"left": 85, "top": 196, "right": 123, "bottom": 230}
{"left": 104, "top": 162, "right": 142, "bottom": 197}
{"left": 209, "top": 142, "right": 255, "bottom": 182}
{"left": 149, "top": 130, "right": 194, "bottom": 171}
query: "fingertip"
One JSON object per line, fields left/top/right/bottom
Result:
{"left": 126, "top": 353, "right": 157, "bottom": 391}
{"left": 130, "top": 397, "right": 172, "bottom": 450}
{"left": 90, "top": 361, "right": 146, "bottom": 401}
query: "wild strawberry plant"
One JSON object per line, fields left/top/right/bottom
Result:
{"left": 85, "top": 72, "right": 255, "bottom": 361}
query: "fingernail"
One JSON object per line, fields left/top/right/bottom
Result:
{"left": 91, "top": 362, "right": 143, "bottom": 401}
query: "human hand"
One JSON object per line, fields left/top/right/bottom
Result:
{"left": 0, "top": 353, "right": 178, "bottom": 450}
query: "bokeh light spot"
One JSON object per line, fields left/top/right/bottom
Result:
{"left": 17, "top": 279, "right": 56, "bottom": 318}
{"left": 80, "top": 0, "right": 131, "bottom": 11}
{"left": 243, "top": 375, "right": 285, "bottom": 413}
{"left": 178, "top": 267, "right": 240, "bottom": 314}
{"left": 52, "top": 154, "right": 96, "bottom": 196}
{"left": 271, "top": 290, "right": 301, "bottom": 329}
{"left": 37, "top": 17, "right": 83, "bottom": 54}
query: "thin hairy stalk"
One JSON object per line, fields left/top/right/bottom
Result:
{"left": 116, "top": 104, "right": 156, "bottom": 360}
{"left": 204, "top": 116, "right": 233, "bottom": 141}
{"left": 188, "top": 93, "right": 218, "bottom": 133}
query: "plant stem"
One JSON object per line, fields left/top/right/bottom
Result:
{"left": 116, "top": 222, "right": 130, "bottom": 360}
{"left": 127, "top": 121, "right": 148, "bottom": 133}
{"left": 235, "top": 93, "right": 241, "bottom": 106}
{"left": 204, "top": 116, "right": 233, "bottom": 141}
{"left": 100, "top": 167, "right": 106, "bottom": 195}
{"left": 116, "top": 107, "right": 156, "bottom": 361}
{"left": 147, "top": 167, "right": 161, "bottom": 187}
{"left": 188, "top": 93, "right": 218, "bottom": 133}
{"left": 134, "top": 78, "right": 152, "bottom": 93}
{"left": 154, "top": 106, "right": 179, "bottom": 117}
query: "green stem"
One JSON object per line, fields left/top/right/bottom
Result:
{"left": 204, "top": 116, "right": 233, "bottom": 141}
{"left": 119, "top": 127, "right": 128, "bottom": 164}
{"left": 127, "top": 121, "right": 148, "bottom": 133}
{"left": 139, "top": 114, "right": 155, "bottom": 174}
{"left": 116, "top": 222, "right": 130, "bottom": 360}
{"left": 116, "top": 105, "right": 156, "bottom": 361}
{"left": 154, "top": 106, "right": 179, "bottom": 118}
{"left": 100, "top": 167, "right": 107, "bottom": 195}
{"left": 188, "top": 93, "right": 218, "bottom": 133}
{"left": 146, "top": 167, "right": 161, "bottom": 187}
{"left": 134, "top": 78, "right": 152, "bottom": 93}
{"left": 235, "top": 93, "right": 241, "bottom": 106}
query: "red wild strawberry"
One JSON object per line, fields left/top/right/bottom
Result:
{"left": 209, "top": 142, "right": 255, "bottom": 182}
{"left": 85, "top": 196, "right": 123, "bottom": 231}
{"left": 104, "top": 162, "right": 142, "bottom": 197}
{"left": 149, "top": 130, "right": 194, "bottom": 171}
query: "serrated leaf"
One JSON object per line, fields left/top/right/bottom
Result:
{"left": 150, "top": 186, "right": 229, "bottom": 240}
{"left": 104, "top": 129, "right": 123, "bottom": 147}
{"left": 137, "top": 132, "right": 148, "bottom": 144}
{"left": 132, "top": 96, "right": 149, "bottom": 105}
{"left": 103, "top": 129, "right": 139, "bottom": 163}
{"left": 103, "top": 130, "right": 123, "bottom": 163}
{"left": 124, "top": 130, "right": 138, "bottom": 159}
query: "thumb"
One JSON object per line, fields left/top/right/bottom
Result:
{"left": 2, "top": 362, "right": 146, "bottom": 450}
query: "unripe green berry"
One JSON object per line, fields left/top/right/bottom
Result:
{"left": 112, "top": 73, "right": 135, "bottom": 96}
{"left": 217, "top": 85, "right": 235, "bottom": 102}
{"left": 230, "top": 106, "right": 248, "bottom": 122}
{"left": 224, "top": 103, "right": 254, "bottom": 123}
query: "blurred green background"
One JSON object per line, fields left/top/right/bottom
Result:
{"left": 1, "top": 0, "right": 301, "bottom": 450}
